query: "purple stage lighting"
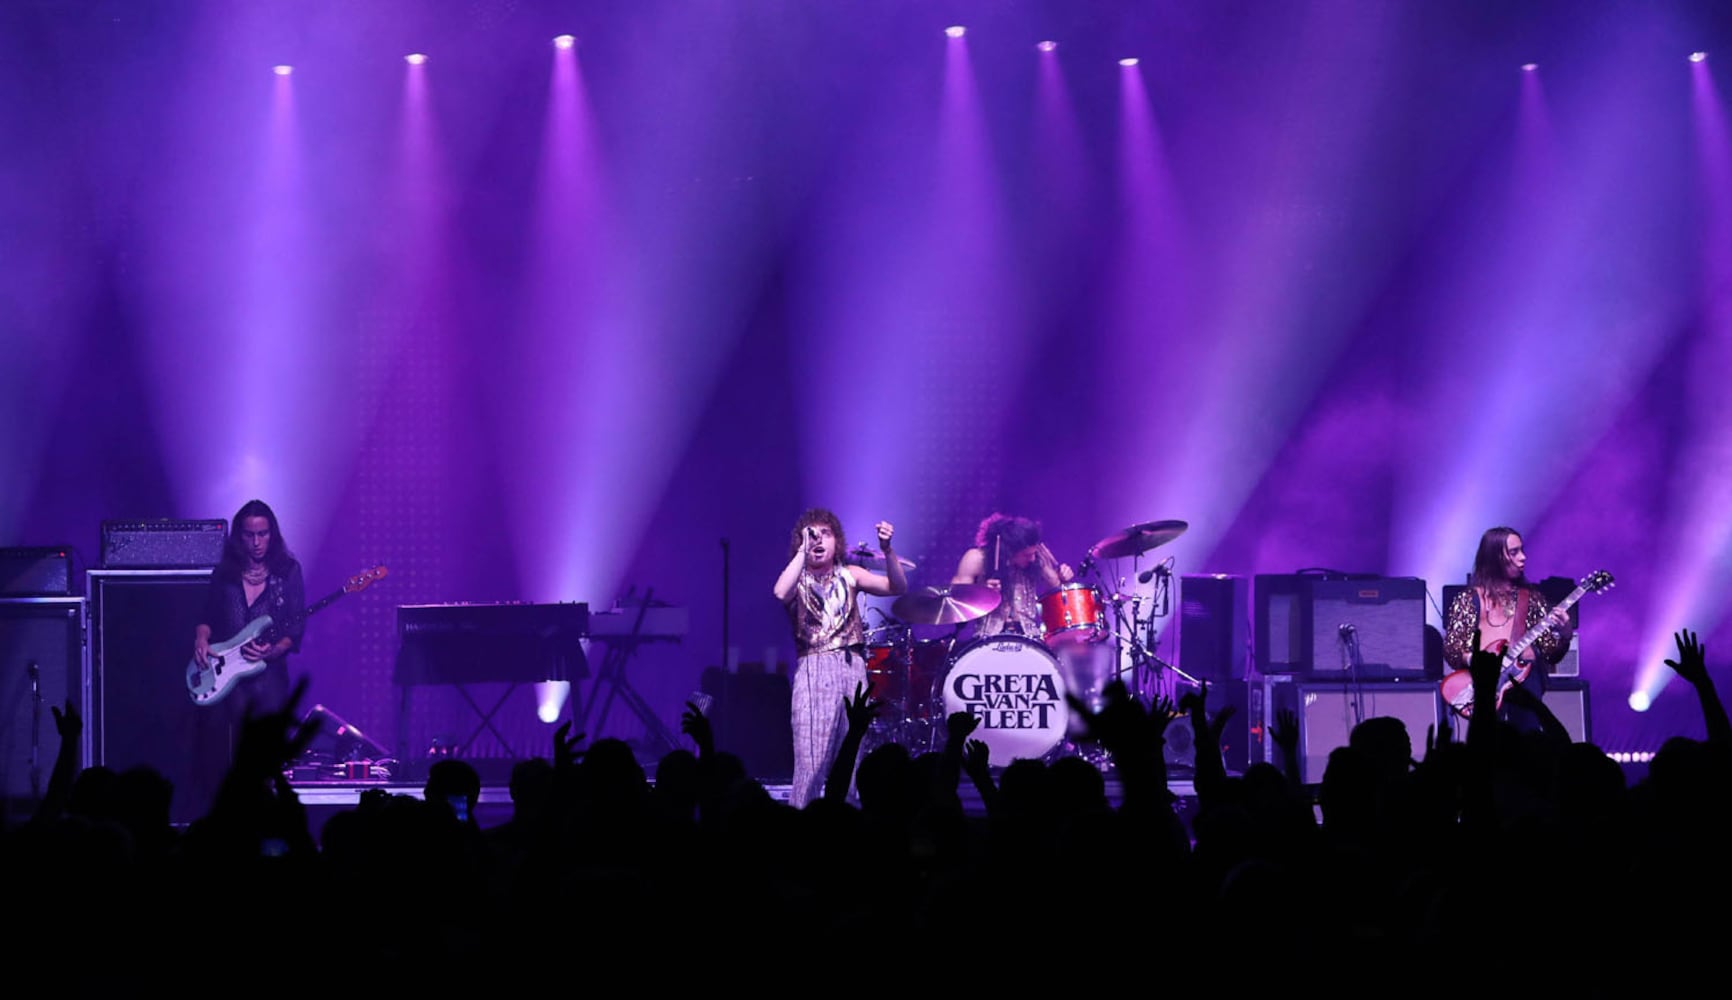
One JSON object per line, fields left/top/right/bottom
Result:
{"left": 1630, "top": 52, "right": 1732, "bottom": 708}
{"left": 1691, "top": 52, "right": 1708, "bottom": 63}
{"left": 405, "top": 53, "right": 427, "bottom": 65}
{"left": 1037, "top": 40, "right": 1058, "bottom": 53}
{"left": 946, "top": 26, "right": 966, "bottom": 39}
{"left": 553, "top": 34, "right": 576, "bottom": 50}
{"left": 1119, "top": 57, "right": 1139, "bottom": 67}
{"left": 1522, "top": 63, "right": 1538, "bottom": 72}
{"left": 272, "top": 65, "right": 293, "bottom": 76}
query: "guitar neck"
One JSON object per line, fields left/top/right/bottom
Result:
{"left": 1504, "top": 586, "right": 1584, "bottom": 664}
{"left": 266, "top": 586, "right": 349, "bottom": 635}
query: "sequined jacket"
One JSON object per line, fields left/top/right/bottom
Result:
{"left": 1443, "top": 585, "right": 1570, "bottom": 672}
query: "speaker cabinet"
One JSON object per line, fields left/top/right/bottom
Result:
{"left": 1273, "top": 680, "right": 1441, "bottom": 784}
{"left": 700, "top": 665, "right": 793, "bottom": 783}
{"left": 1541, "top": 679, "right": 1591, "bottom": 743}
{"left": 0, "top": 598, "right": 84, "bottom": 808}
{"left": 88, "top": 569, "right": 223, "bottom": 824}
{"left": 1179, "top": 575, "right": 1248, "bottom": 682}
{"left": 1163, "top": 678, "right": 1254, "bottom": 774}
{"left": 1254, "top": 575, "right": 1309, "bottom": 674}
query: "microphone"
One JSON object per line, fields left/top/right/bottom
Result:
{"left": 1338, "top": 623, "right": 1356, "bottom": 640}
{"left": 1137, "top": 556, "right": 1176, "bottom": 585}
{"left": 27, "top": 660, "right": 39, "bottom": 695}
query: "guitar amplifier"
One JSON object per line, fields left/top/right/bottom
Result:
{"left": 0, "top": 546, "right": 82, "bottom": 596}
{"left": 100, "top": 519, "right": 227, "bottom": 568}
{"left": 1309, "top": 577, "right": 1429, "bottom": 680}
{"left": 1541, "top": 678, "right": 1591, "bottom": 743}
{"left": 1257, "top": 575, "right": 1430, "bottom": 679}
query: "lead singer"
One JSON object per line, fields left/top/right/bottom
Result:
{"left": 773, "top": 508, "right": 907, "bottom": 808}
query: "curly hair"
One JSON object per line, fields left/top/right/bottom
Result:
{"left": 973, "top": 512, "right": 1041, "bottom": 553}
{"left": 788, "top": 508, "right": 848, "bottom": 560}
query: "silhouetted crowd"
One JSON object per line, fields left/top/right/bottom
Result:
{"left": 5, "top": 631, "right": 1726, "bottom": 994}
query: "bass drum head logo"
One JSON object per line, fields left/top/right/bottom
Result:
{"left": 941, "top": 634, "right": 1069, "bottom": 767}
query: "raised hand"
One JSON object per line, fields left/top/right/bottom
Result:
{"left": 1423, "top": 720, "right": 1455, "bottom": 761}
{"left": 1666, "top": 629, "right": 1708, "bottom": 687}
{"left": 1469, "top": 631, "right": 1504, "bottom": 691}
{"left": 844, "top": 681, "right": 881, "bottom": 733}
{"left": 553, "top": 720, "right": 587, "bottom": 769}
{"left": 1068, "top": 681, "right": 1171, "bottom": 753}
{"left": 50, "top": 699, "right": 82, "bottom": 741}
{"left": 1178, "top": 679, "right": 1210, "bottom": 729}
{"left": 1271, "top": 707, "right": 1299, "bottom": 756}
{"left": 946, "top": 709, "right": 982, "bottom": 746}
{"left": 875, "top": 521, "right": 895, "bottom": 552}
{"left": 963, "top": 738, "right": 991, "bottom": 779}
{"left": 1205, "top": 701, "right": 1238, "bottom": 743}
{"left": 680, "top": 701, "right": 715, "bottom": 757}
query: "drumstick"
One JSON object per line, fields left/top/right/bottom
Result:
{"left": 992, "top": 536, "right": 1000, "bottom": 580}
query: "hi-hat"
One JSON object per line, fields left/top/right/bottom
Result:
{"left": 848, "top": 544, "right": 917, "bottom": 572}
{"left": 1089, "top": 519, "right": 1189, "bottom": 560}
{"left": 890, "top": 584, "right": 1001, "bottom": 626}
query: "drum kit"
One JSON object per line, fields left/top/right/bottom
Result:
{"left": 855, "top": 518, "right": 1196, "bottom": 768}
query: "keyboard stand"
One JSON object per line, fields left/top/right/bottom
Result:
{"left": 578, "top": 589, "right": 683, "bottom": 754}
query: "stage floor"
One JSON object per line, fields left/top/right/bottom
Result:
{"left": 286, "top": 775, "right": 1202, "bottom": 829}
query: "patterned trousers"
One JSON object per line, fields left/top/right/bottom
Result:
{"left": 788, "top": 648, "right": 867, "bottom": 809}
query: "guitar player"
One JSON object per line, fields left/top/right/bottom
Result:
{"left": 191, "top": 499, "right": 307, "bottom": 761}
{"left": 1442, "top": 526, "right": 1573, "bottom": 734}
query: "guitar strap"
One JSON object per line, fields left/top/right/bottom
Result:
{"left": 1512, "top": 587, "right": 1532, "bottom": 667}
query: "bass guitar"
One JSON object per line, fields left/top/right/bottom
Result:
{"left": 1439, "top": 569, "right": 1613, "bottom": 718}
{"left": 186, "top": 564, "right": 388, "bottom": 706}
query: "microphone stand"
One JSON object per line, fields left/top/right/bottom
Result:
{"left": 1339, "top": 625, "right": 1364, "bottom": 728}
{"left": 720, "top": 538, "right": 730, "bottom": 673}
{"left": 28, "top": 661, "right": 42, "bottom": 800}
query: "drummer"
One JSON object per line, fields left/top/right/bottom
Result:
{"left": 951, "top": 513, "right": 1073, "bottom": 638}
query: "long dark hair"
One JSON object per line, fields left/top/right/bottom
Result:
{"left": 787, "top": 508, "right": 847, "bottom": 561}
{"left": 216, "top": 499, "right": 296, "bottom": 580}
{"left": 1469, "top": 525, "right": 1524, "bottom": 595}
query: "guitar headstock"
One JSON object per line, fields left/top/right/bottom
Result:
{"left": 1581, "top": 569, "right": 1614, "bottom": 594}
{"left": 345, "top": 565, "right": 389, "bottom": 592}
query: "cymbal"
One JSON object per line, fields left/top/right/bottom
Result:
{"left": 848, "top": 545, "right": 917, "bottom": 572}
{"left": 1089, "top": 519, "right": 1189, "bottom": 560}
{"left": 891, "top": 584, "right": 1001, "bottom": 626}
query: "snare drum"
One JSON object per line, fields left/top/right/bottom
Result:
{"left": 938, "top": 633, "right": 1070, "bottom": 767}
{"left": 1039, "top": 582, "right": 1106, "bottom": 647}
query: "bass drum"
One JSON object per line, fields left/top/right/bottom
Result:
{"left": 938, "top": 633, "right": 1070, "bottom": 767}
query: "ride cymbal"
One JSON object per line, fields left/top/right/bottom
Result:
{"left": 1089, "top": 519, "right": 1189, "bottom": 560}
{"left": 890, "top": 584, "right": 1001, "bottom": 626}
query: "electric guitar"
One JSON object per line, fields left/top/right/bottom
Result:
{"left": 1439, "top": 569, "right": 1613, "bottom": 718}
{"left": 186, "top": 565, "right": 388, "bottom": 706}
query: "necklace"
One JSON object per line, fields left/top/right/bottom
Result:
{"left": 242, "top": 565, "right": 268, "bottom": 585}
{"left": 1482, "top": 589, "right": 1516, "bottom": 628}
